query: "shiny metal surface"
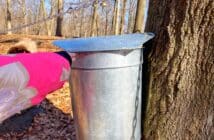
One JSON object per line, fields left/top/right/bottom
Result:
{"left": 72, "top": 50, "right": 141, "bottom": 69}
{"left": 70, "top": 49, "right": 142, "bottom": 140}
{"left": 53, "top": 33, "right": 154, "bottom": 52}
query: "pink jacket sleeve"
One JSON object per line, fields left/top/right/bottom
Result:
{"left": 0, "top": 52, "right": 71, "bottom": 105}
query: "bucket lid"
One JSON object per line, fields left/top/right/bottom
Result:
{"left": 53, "top": 33, "right": 154, "bottom": 53}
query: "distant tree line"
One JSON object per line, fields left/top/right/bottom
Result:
{"left": 0, "top": 0, "right": 147, "bottom": 37}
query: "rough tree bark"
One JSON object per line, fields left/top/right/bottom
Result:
{"left": 133, "top": 0, "right": 146, "bottom": 33}
{"left": 143, "top": 0, "right": 214, "bottom": 139}
{"left": 6, "top": 0, "right": 12, "bottom": 34}
{"left": 56, "top": 0, "right": 63, "bottom": 36}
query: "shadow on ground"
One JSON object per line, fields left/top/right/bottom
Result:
{"left": 0, "top": 99, "right": 76, "bottom": 140}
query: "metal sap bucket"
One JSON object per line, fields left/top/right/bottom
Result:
{"left": 53, "top": 33, "right": 154, "bottom": 140}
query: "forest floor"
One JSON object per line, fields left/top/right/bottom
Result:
{"left": 0, "top": 34, "right": 76, "bottom": 140}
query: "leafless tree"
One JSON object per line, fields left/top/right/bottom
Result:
{"left": 91, "top": 0, "right": 98, "bottom": 36}
{"left": 6, "top": 0, "right": 12, "bottom": 34}
{"left": 56, "top": 0, "right": 63, "bottom": 36}
{"left": 134, "top": 0, "right": 146, "bottom": 32}
{"left": 119, "top": 0, "right": 127, "bottom": 34}
{"left": 127, "top": 0, "right": 137, "bottom": 33}
{"left": 113, "top": 0, "right": 121, "bottom": 35}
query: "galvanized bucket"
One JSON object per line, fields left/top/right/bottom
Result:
{"left": 53, "top": 33, "right": 154, "bottom": 140}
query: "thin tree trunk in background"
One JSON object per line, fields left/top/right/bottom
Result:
{"left": 127, "top": 0, "right": 135, "bottom": 33}
{"left": 143, "top": 0, "right": 214, "bottom": 139}
{"left": 91, "top": 0, "right": 98, "bottom": 37}
{"left": 6, "top": 0, "right": 12, "bottom": 34}
{"left": 112, "top": 1, "right": 116, "bottom": 34}
{"left": 38, "top": 0, "right": 44, "bottom": 35}
{"left": 134, "top": 0, "right": 146, "bottom": 33}
{"left": 70, "top": 12, "right": 75, "bottom": 37}
{"left": 96, "top": 14, "right": 100, "bottom": 36}
{"left": 114, "top": 0, "right": 121, "bottom": 35}
{"left": 21, "top": 0, "right": 28, "bottom": 34}
{"left": 56, "top": 0, "right": 63, "bottom": 36}
{"left": 87, "top": 15, "right": 92, "bottom": 37}
{"left": 105, "top": 10, "right": 109, "bottom": 35}
{"left": 40, "top": 0, "right": 50, "bottom": 36}
{"left": 47, "top": 1, "right": 55, "bottom": 36}
{"left": 79, "top": 8, "right": 84, "bottom": 37}
{"left": 127, "top": 13, "right": 133, "bottom": 33}
{"left": 119, "top": 0, "right": 127, "bottom": 34}
{"left": 78, "top": 0, "right": 84, "bottom": 37}
{"left": 35, "top": 2, "right": 41, "bottom": 35}
{"left": 74, "top": 12, "right": 79, "bottom": 37}
{"left": 28, "top": 10, "right": 35, "bottom": 34}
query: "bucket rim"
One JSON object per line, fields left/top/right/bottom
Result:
{"left": 53, "top": 32, "right": 154, "bottom": 53}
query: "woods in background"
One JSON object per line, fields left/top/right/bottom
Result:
{"left": 0, "top": 0, "right": 147, "bottom": 37}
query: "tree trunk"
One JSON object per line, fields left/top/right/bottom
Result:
{"left": 114, "top": 0, "right": 121, "bottom": 35}
{"left": 79, "top": 8, "right": 84, "bottom": 37}
{"left": 91, "top": 0, "right": 98, "bottom": 37}
{"left": 20, "top": 0, "right": 28, "bottom": 34}
{"left": 143, "top": 0, "right": 214, "bottom": 139}
{"left": 105, "top": 9, "right": 109, "bottom": 35}
{"left": 127, "top": 11, "right": 133, "bottom": 33}
{"left": 40, "top": 0, "right": 50, "bottom": 36}
{"left": 6, "top": 0, "right": 12, "bottom": 34}
{"left": 56, "top": 0, "right": 63, "bottom": 37}
{"left": 111, "top": 1, "right": 116, "bottom": 34}
{"left": 96, "top": 14, "right": 100, "bottom": 36}
{"left": 38, "top": 0, "right": 44, "bottom": 35}
{"left": 127, "top": 0, "right": 136, "bottom": 33}
{"left": 119, "top": 0, "right": 127, "bottom": 34}
{"left": 47, "top": 0, "right": 55, "bottom": 36}
{"left": 133, "top": 0, "right": 146, "bottom": 33}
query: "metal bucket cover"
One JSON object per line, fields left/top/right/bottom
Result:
{"left": 53, "top": 33, "right": 154, "bottom": 53}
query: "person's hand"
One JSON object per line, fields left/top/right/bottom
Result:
{"left": 69, "top": 52, "right": 92, "bottom": 62}
{"left": 69, "top": 53, "right": 77, "bottom": 61}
